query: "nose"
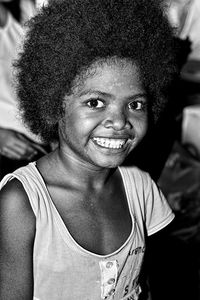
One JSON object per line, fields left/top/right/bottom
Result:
{"left": 102, "top": 108, "right": 131, "bottom": 131}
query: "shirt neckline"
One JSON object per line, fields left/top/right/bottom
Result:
{"left": 30, "top": 161, "right": 135, "bottom": 258}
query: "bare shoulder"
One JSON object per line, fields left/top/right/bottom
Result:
{"left": 0, "top": 179, "right": 35, "bottom": 298}
{"left": 0, "top": 177, "right": 35, "bottom": 249}
{"left": 0, "top": 178, "right": 35, "bottom": 230}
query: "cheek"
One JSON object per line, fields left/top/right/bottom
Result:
{"left": 59, "top": 112, "right": 77, "bottom": 140}
{"left": 131, "top": 115, "right": 148, "bottom": 136}
{"left": 140, "top": 116, "right": 148, "bottom": 133}
{"left": 61, "top": 112, "right": 97, "bottom": 139}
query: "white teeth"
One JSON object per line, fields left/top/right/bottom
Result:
{"left": 93, "top": 137, "right": 127, "bottom": 149}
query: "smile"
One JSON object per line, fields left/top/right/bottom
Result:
{"left": 92, "top": 137, "right": 127, "bottom": 149}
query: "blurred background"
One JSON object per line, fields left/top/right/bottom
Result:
{"left": 141, "top": 1, "right": 200, "bottom": 299}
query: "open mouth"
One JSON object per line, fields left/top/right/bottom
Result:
{"left": 92, "top": 137, "right": 128, "bottom": 149}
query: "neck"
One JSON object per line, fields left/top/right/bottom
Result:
{"left": 49, "top": 148, "right": 117, "bottom": 191}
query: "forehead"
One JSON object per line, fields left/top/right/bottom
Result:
{"left": 72, "top": 58, "right": 143, "bottom": 95}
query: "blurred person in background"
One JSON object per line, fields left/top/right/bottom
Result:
{"left": 0, "top": 0, "right": 50, "bottom": 179}
{"left": 168, "top": 0, "right": 200, "bottom": 153}
{"left": 167, "top": 0, "right": 200, "bottom": 63}
{"left": 146, "top": 2, "right": 200, "bottom": 300}
{"left": 130, "top": 0, "right": 200, "bottom": 180}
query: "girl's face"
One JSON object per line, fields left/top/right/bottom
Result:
{"left": 59, "top": 58, "right": 148, "bottom": 169}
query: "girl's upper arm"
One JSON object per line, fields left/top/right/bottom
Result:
{"left": 0, "top": 179, "right": 35, "bottom": 300}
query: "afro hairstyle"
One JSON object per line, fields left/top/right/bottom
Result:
{"left": 15, "top": 0, "right": 179, "bottom": 143}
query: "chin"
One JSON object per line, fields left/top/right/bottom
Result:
{"left": 93, "top": 157, "right": 126, "bottom": 169}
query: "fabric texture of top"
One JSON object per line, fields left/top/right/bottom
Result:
{"left": 0, "top": 163, "right": 174, "bottom": 300}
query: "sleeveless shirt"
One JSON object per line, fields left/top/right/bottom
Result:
{"left": 0, "top": 162, "right": 174, "bottom": 300}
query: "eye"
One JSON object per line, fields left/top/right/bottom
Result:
{"left": 128, "top": 101, "right": 146, "bottom": 111}
{"left": 87, "top": 99, "right": 105, "bottom": 109}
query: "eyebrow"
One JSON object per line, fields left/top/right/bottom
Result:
{"left": 78, "top": 89, "right": 110, "bottom": 97}
{"left": 78, "top": 89, "right": 147, "bottom": 101}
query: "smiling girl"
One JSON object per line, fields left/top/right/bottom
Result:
{"left": 0, "top": 0, "right": 178, "bottom": 299}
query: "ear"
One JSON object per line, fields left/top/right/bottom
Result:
{"left": 62, "top": 96, "right": 72, "bottom": 115}
{"left": 62, "top": 94, "right": 72, "bottom": 110}
{"left": 62, "top": 100, "right": 67, "bottom": 111}
{"left": 59, "top": 96, "right": 71, "bottom": 124}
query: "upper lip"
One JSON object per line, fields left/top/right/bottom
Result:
{"left": 92, "top": 134, "right": 133, "bottom": 140}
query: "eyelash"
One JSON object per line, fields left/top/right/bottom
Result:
{"left": 86, "top": 99, "right": 105, "bottom": 109}
{"left": 86, "top": 98, "right": 146, "bottom": 111}
{"left": 128, "top": 101, "right": 147, "bottom": 111}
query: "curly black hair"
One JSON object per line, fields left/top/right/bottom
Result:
{"left": 15, "top": 0, "right": 179, "bottom": 143}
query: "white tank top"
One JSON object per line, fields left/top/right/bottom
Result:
{"left": 1, "top": 162, "right": 174, "bottom": 299}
